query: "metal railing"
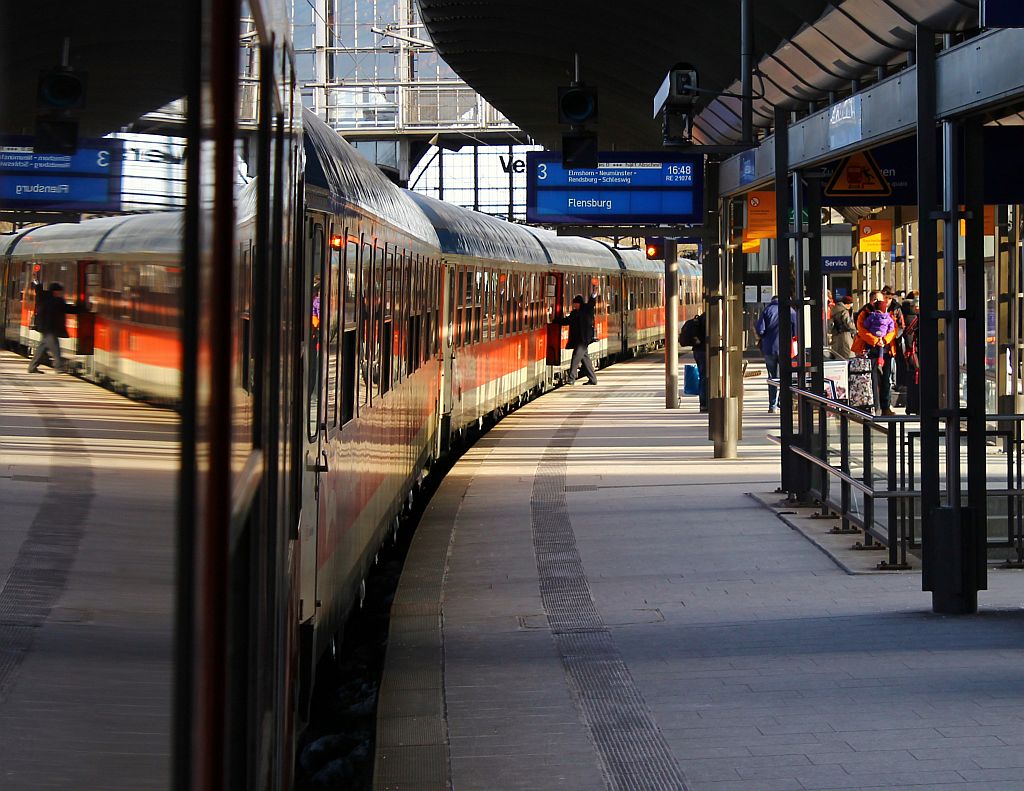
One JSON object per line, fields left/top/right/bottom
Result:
{"left": 769, "top": 387, "right": 1024, "bottom": 570}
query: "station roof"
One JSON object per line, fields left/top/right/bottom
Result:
{"left": 0, "top": 1, "right": 187, "bottom": 138}
{"left": 417, "top": 1, "right": 977, "bottom": 148}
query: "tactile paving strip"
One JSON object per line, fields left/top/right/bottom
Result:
{"left": 0, "top": 390, "right": 93, "bottom": 692}
{"left": 530, "top": 407, "right": 690, "bottom": 791}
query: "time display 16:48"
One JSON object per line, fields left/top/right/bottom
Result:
{"left": 664, "top": 163, "right": 695, "bottom": 184}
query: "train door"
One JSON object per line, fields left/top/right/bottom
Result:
{"left": 544, "top": 271, "right": 564, "bottom": 367}
{"left": 1, "top": 259, "right": 19, "bottom": 344}
{"left": 75, "top": 261, "right": 99, "bottom": 355}
{"left": 617, "top": 274, "right": 628, "bottom": 356}
{"left": 298, "top": 218, "right": 327, "bottom": 627}
{"left": 439, "top": 262, "right": 456, "bottom": 451}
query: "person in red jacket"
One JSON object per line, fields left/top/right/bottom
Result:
{"left": 852, "top": 290, "right": 899, "bottom": 415}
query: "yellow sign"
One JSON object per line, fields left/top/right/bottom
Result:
{"left": 858, "top": 219, "right": 893, "bottom": 253}
{"left": 744, "top": 190, "right": 776, "bottom": 240}
{"left": 741, "top": 237, "right": 761, "bottom": 254}
{"left": 825, "top": 151, "right": 891, "bottom": 198}
{"left": 959, "top": 205, "right": 997, "bottom": 237}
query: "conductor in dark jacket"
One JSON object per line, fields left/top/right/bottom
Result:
{"left": 27, "top": 282, "right": 79, "bottom": 373}
{"left": 558, "top": 289, "right": 598, "bottom": 385}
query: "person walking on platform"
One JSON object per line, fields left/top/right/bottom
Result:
{"left": 852, "top": 290, "right": 899, "bottom": 416}
{"left": 27, "top": 282, "right": 79, "bottom": 374}
{"left": 829, "top": 295, "right": 856, "bottom": 359}
{"left": 680, "top": 312, "right": 707, "bottom": 411}
{"left": 755, "top": 296, "right": 797, "bottom": 414}
{"left": 557, "top": 289, "right": 598, "bottom": 386}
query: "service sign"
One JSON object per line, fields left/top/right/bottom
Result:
{"left": 526, "top": 152, "right": 703, "bottom": 225}
{"left": 0, "top": 136, "right": 123, "bottom": 212}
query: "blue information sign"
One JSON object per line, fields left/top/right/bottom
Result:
{"left": 526, "top": 152, "right": 703, "bottom": 225}
{"left": 0, "top": 136, "right": 122, "bottom": 212}
{"left": 823, "top": 256, "right": 853, "bottom": 273}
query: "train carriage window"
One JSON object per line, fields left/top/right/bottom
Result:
{"left": 425, "top": 261, "right": 434, "bottom": 360}
{"left": 463, "top": 268, "right": 474, "bottom": 345}
{"left": 446, "top": 264, "right": 456, "bottom": 351}
{"left": 473, "top": 269, "right": 483, "bottom": 344}
{"left": 458, "top": 268, "right": 466, "bottom": 346}
{"left": 326, "top": 242, "right": 341, "bottom": 427}
{"left": 429, "top": 258, "right": 436, "bottom": 357}
{"left": 434, "top": 263, "right": 442, "bottom": 356}
{"left": 395, "top": 251, "right": 408, "bottom": 382}
{"left": 488, "top": 269, "right": 498, "bottom": 342}
{"left": 501, "top": 271, "right": 510, "bottom": 338}
{"left": 360, "top": 242, "right": 374, "bottom": 410}
{"left": 307, "top": 223, "right": 326, "bottom": 439}
{"left": 376, "top": 247, "right": 390, "bottom": 397}
{"left": 341, "top": 241, "right": 359, "bottom": 425}
{"left": 384, "top": 251, "right": 396, "bottom": 392}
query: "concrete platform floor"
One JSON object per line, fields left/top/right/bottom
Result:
{"left": 0, "top": 352, "right": 176, "bottom": 790}
{"left": 374, "top": 354, "right": 1024, "bottom": 791}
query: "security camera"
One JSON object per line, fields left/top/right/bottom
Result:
{"left": 653, "top": 64, "right": 699, "bottom": 119}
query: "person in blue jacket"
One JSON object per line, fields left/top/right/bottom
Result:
{"left": 755, "top": 295, "right": 797, "bottom": 414}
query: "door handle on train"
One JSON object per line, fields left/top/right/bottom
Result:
{"left": 307, "top": 450, "right": 329, "bottom": 474}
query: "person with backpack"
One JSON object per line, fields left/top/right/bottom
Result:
{"left": 556, "top": 289, "right": 598, "bottom": 385}
{"left": 27, "top": 282, "right": 80, "bottom": 374}
{"left": 680, "top": 312, "right": 707, "bottom": 412}
{"left": 755, "top": 295, "right": 798, "bottom": 414}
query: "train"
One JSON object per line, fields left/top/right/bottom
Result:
{"left": 0, "top": 106, "right": 702, "bottom": 788}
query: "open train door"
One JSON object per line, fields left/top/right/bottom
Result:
{"left": 74, "top": 261, "right": 99, "bottom": 355}
{"left": 298, "top": 218, "right": 327, "bottom": 648}
{"left": 544, "top": 271, "right": 564, "bottom": 372}
{"left": 439, "top": 262, "right": 456, "bottom": 453}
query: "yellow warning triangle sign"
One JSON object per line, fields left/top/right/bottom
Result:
{"left": 824, "top": 150, "right": 892, "bottom": 198}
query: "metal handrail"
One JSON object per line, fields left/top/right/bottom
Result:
{"left": 771, "top": 385, "right": 1024, "bottom": 569}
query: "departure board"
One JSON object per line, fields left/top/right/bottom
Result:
{"left": 526, "top": 152, "right": 703, "bottom": 225}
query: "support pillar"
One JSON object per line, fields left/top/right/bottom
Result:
{"left": 806, "top": 174, "right": 825, "bottom": 498}
{"left": 917, "top": 27, "right": 986, "bottom": 614}
{"left": 665, "top": 239, "right": 680, "bottom": 409}
{"left": 705, "top": 160, "right": 739, "bottom": 457}
{"left": 774, "top": 107, "right": 799, "bottom": 495}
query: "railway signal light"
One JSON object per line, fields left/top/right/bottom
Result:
{"left": 558, "top": 84, "right": 598, "bottom": 126}
{"left": 38, "top": 67, "right": 87, "bottom": 111}
{"left": 645, "top": 237, "right": 665, "bottom": 260}
{"left": 35, "top": 66, "right": 87, "bottom": 155}
{"left": 561, "top": 131, "right": 598, "bottom": 169}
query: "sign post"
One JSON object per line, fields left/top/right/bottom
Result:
{"left": 665, "top": 239, "right": 680, "bottom": 409}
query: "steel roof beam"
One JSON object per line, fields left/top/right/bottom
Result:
{"left": 719, "top": 27, "right": 1024, "bottom": 197}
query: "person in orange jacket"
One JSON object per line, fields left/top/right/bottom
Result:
{"left": 852, "top": 289, "right": 899, "bottom": 415}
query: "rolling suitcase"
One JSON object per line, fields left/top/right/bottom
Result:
{"left": 848, "top": 356, "right": 876, "bottom": 411}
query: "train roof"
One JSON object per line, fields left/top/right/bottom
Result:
{"left": 303, "top": 109, "right": 439, "bottom": 246}
{"left": 404, "top": 191, "right": 550, "bottom": 265}
{"left": 615, "top": 247, "right": 701, "bottom": 276}
{"left": 4, "top": 212, "right": 182, "bottom": 258}
{"left": 525, "top": 227, "right": 625, "bottom": 271}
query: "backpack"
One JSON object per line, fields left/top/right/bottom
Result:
{"left": 679, "top": 317, "right": 698, "bottom": 347}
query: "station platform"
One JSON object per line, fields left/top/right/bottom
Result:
{"left": 0, "top": 352, "right": 176, "bottom": 789}
{"left": 374, "top": 355, "right": 1024, "bottom": 791}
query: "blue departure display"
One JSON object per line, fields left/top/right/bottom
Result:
{"left": 0, "top": 137, "right": 123, "bottom": 212}
{"left": 526, "top": 152, "right": 703, "bottom": 225}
